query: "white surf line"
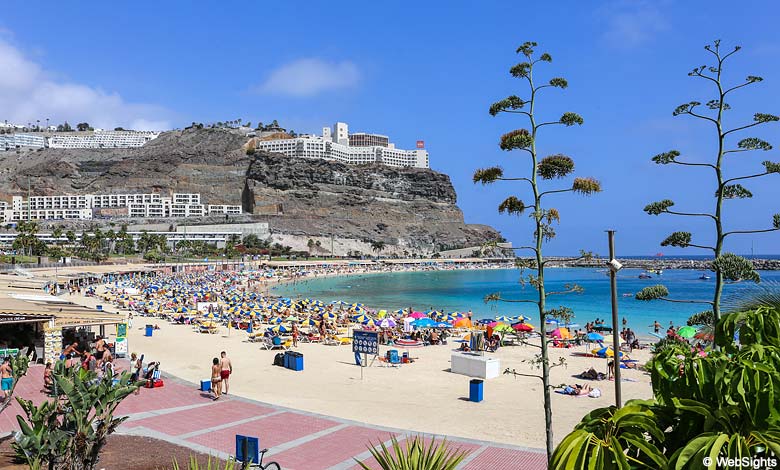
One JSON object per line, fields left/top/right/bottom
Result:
{"left": 176, "top": 410, "right": 287, "bottom": 439}
{"left": 327, "top": 434, "right": 409, "bottom": 470}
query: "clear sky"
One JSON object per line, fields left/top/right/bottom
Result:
{"left": 1, "top": 1, "right": 779, "bottom": 256}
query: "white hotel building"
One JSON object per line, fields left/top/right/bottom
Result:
{"left": 254, "top": 122, "right": 429, "bottom": 169}
{"left": 0, "top": 130, "right": 159, "bottom": 151}
{"left": 1, "top": 192, "right": 241, "bottom": 223}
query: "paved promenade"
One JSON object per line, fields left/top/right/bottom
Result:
{"left": 2, "top": 365, "right": 547, "bottom": 470}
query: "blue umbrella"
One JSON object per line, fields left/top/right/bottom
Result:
{"left": 413, "top": 318, "right": 436, "bottom": 328}
{"left": 586, "top": 332, "right": 605, "bottom": 342}
{"left": 434, "top": 322, "right": 452, "bottom": 328}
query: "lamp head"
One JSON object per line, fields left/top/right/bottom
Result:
{"left": 607, "top": 259, "right": 623, "bottom": 272}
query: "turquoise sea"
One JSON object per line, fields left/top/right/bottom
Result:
{"left": 272, "top": 268, "right": 780, "bottom": 335}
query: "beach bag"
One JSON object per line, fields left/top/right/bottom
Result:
{"left": 273, "top": 353, "right": 285, "bottom": 367}
{"left": 588, "top": 388, "right": 601, "bottom": 398}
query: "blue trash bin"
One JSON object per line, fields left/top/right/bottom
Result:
{"left": 291, "top": 352, "right": 303, "bottom": 371}
{"left": 469, "top": 379, "right": 484, "bottom": 403}
{"left": 145, "top": 325, "right": 153, "bottom": 337}
{"left": 283, "top": 351, "right": 292, "bottom": 369}
{"left": 200, "top": 379, "right": 211, "bottom": 392}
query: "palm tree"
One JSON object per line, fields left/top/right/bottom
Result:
{"left": 370, "top": 241, "right": 386, "bottom": 256}
{"left": 52, "top": 227, "right": 63, "bottom": 246}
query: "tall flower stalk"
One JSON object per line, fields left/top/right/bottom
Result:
{"left": 474, "top": 41, "right": 601, "bottom": 463}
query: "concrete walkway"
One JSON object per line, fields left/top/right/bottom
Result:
{"left": 2, "top": 365, "right": 547, "bottom": 469}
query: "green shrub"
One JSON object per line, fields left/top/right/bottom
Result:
{"left": 356, "top": 436, "right": 469, "bottom": 470}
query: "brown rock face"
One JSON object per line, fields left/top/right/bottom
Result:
{"left": 0, "top": 128, "right": 500, "bottom": 252}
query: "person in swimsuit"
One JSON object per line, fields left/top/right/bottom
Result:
{"left": 219, "top": 351, "right": 232, "bottom": 395}
{"left": 1, "top": 357, "right": 13, "bottom": 400}
{"left": 61, "top": 342, "right": 78, "bottom": 364}
{"left": 94, "top": 336, "right": 106, "bottom": 363}
{"left": 211, "top": 357, "right": 221, "bottom": 400}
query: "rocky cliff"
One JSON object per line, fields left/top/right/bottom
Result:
{"left": 0, "top": 128, "right": 500, "bottom": 254}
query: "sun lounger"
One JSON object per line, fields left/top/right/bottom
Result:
{"left": 259, "top": 337, "right": 290, "bottom": 350}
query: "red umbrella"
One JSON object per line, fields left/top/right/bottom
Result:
{"left": 513, "top": 322, "right": 533, "bottom": 332}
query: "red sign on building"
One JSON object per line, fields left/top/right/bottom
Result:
{"left": 416, "top": 140, "right": 425, "bottom": 149}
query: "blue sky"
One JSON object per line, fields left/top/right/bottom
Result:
{"left": 2, "top": 1, "right": 779, "bottom": 256}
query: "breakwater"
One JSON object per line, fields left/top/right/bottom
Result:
{"left": 541, "top": 257, "right": 780, "bottom": 271}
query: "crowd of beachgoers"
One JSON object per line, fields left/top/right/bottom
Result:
{"left": 85, "top": 263, "right": 665, "bottom": 361}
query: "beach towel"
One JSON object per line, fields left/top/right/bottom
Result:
{"left": 555, "top": 390, "right": 589, "bottom": 397}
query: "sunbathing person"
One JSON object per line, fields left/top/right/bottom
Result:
{"left": 561, "top": 383, "right": 592, "bottom": 396}
{"left": 577, "top": 367, "right": 607, "bottom": 381}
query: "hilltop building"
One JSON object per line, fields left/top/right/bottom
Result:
{"left": 253, "top": 122, "right": 429, "bottom": 169}
{"left": 1, "top": 192, "right": 241, "bottom": 223}
{"left": 0, "top": 130, "right": 159, "bottom": 151}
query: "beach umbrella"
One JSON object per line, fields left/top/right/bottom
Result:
{"left": 377, "top": 310, "right": 388, "bottom": 318}
{"left": 487, "top": 321, "right": 500, "bottom": 328}
{"left": 413, "top": 318, "right": 436, "bottom": 328}
{"left": 586, "top": 332, "right": 605, "bottom": 342}
{"left": 285, "top": 315, "right": 298, "bottom": 322}
{"left": 321, "top": 312, "right": 337, "bottom": 321}
{"left": 409, "top": 311, "right": 426, "bottom": 319}
{"left": 434, "top": 322, "right": 452, "bottom": 329}
{"left": 495, "top": 315, "right": 513, "bottom": 322}
{"left": 453, "top": 318, "right": 472, "bottom": 328}
{"left": 494, "top": 324, "right": 514, "bottom": 334}
{"left": 271, "top": 316, "right": 284, "bottom": 324}
{"left": 395, "top": 308, "right": 406, "bottom": 315}
{"left": 513, "top": 322, "right": 533, "bottom": 332}
{"left": 305, "top": 318, "right": 319, "bottom": 326}
{"left": 379, "top": 318, "right": 397, "bottom": 328}
{"left": 353, "top": 314, "right": 372, "bottom": 324}
{"left": 267, "top": 325, "right": 289, "bottom": 334}
{"left": 677, "top": 326, "right": 697, "bottom": 339}
{"left": 476, "top": 319, "right": 493, "bottom": 325}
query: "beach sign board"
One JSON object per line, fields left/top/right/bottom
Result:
{"left": 117, "top": 323, "right": 127, "bottom": 337}
{"left": 353, "top": 330, "right": 379, "bottom": 355}
{"left": 114, "top": 336, "right": 128, "bottom": 358}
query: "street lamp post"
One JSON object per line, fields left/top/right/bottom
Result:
{"left": 606, "top": 230, "right": 622, "bottom": 408}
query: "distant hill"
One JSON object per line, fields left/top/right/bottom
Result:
{"left": 0, "top": 128, "right": 501, "bottom": 255}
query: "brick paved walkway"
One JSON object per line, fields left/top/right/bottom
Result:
{"left": 2, "top": 365, "right": 547, "bottom": 469}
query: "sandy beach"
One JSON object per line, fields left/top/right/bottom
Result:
{"left": 67, "top": 281, "right": 653, "bottom": 449}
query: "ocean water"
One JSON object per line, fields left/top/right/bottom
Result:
{"left": 272, "top": 268, "right": 780, "bottom": 335}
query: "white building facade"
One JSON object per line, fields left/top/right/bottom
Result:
{"left": 253, "top": 122, "right": 429, "bottom": 169}
{"left": 0, "top": 130, "right": 159, "bottom": 151}
{"left": 2, "top": 192, "right": 241, "bottom": 223}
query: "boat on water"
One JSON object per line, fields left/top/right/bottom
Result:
{"left": 699, "top": 273, "right": 711, "bottom": 280}
{"left": 649, "top": 269, "right": 663, "bottom": 276}
{"left": 638, "top": 273, "right": 652, "bottom": 279}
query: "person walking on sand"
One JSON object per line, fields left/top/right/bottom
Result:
{"left": 219, "top": 351, "right": 232, "bottom": 395}
{"left": 211, "top": 357, "right": 222, "bottom": 400}
{"left": 292, "top": 322, "right": 300, "bottom": 348}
